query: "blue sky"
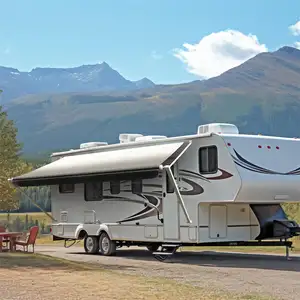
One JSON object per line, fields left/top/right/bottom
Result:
{"left": 0, "top": 0, "right": 299, "bottom": 84}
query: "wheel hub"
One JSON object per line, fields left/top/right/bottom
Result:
{"left": 102, "top": 236, "right": 109, "bottom": 252}
{"left": 86, "top": 237, "right": 94, "bottom": 251}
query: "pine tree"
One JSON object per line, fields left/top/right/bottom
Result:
{"left": 0, "top": 104, "right": 32, "bottom": 210}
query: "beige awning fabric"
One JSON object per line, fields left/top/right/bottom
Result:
{"left": 10, "top": 140, "right": 191, "bottom": 187}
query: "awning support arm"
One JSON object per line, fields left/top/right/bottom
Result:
{"left": 16, "top": 186, "right": 57, "bottom": 223}
{"left": 161, "top": 165, "right": 192, "bottom": 224}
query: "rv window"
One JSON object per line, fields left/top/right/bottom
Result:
{"left": 199, "top": 146, "right": 218, "bottom": 174}
{"left": 110, "top": 181, "right": 120, "bottom": 195}
{"left": 166, "top": 165, "right": 175, "bottom": 193}
{"left": 59, "top": 183, "right": 75, "bottom": 194}
{"left": 84, "top": 182, "right": 103, "bottom": 201}
{"left": 132, "top": 178, "right": 142, "bottom": 194}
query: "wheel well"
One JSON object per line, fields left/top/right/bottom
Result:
{"left": 98, "top": 230, "right": 108, "bottom": 237}
{"left": 78, "top": 230, "right": 87, "bottom": 239}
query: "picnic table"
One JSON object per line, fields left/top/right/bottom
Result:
{"left": 0, "top": 232, "right": 23, "bottom": 252}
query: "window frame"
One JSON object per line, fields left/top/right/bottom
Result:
{"left": 84, "top": 181, "right": 103, "bottom": 201}
{"left": 198, "top": 145, "right": 218, "bottom": 175}
{"left": 59, "top": 183, "right": 75, "bottom": 194}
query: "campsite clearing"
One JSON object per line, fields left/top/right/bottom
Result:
{"left": 0, "top": 252, "right": 271, "bottom": 300}
{"left": 31, "top": 245, "right": 300, "bottom": 300}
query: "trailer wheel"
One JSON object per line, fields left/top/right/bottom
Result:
{"left": 146, "top": 243, "right": 160, "bottom": 252}
{"left": 99, "top": 232, "right": 116, "bottom": 256}
{"left": 84, "top": 236, "right": 99, "bottom": 254}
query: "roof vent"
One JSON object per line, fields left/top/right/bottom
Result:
{"left": 119, "top": 133, "right": 143, "bottom": 143}
{"left": 135, "top": 135, "right": 167, "bottom": 142}
{"left": 197, "top": 123, "right": 239, "bottom": 135}
{"left": 79, "top": 142, "right": 108, "bottom": 149}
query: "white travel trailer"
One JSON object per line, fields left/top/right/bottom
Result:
{"left": 10, "top": 123, "right": 300, "bottom": 261}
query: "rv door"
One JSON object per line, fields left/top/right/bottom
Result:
{"left": 162, "top": 165, "right": 180, "bottom": 240}
{"left": 162, "top": 164, "right": 192, "bottom": 241}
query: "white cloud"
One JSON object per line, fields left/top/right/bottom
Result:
{"left": 294, "top": 42, "right": 300, "bottom": 49}
{"left": 151, "top": 50, "right": 163, "bottom": 60}
{"left": 289, "top": 21, "right": 300, "bottom": 36}
{"left": 173, "top": 29, "right": 268, "bottom": 79}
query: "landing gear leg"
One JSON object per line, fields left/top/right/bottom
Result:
{"left": 285, "top": 238, "right": 291, "bottom": 261}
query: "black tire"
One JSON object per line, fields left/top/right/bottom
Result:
{"left": 84, "top": 236, "right": 99, "bottom": 254}
{"left": 146, "top": 243, "right": 160, "bottom": 252}
{"left": 99, "top": 232, "right": 116, "bottom": 256}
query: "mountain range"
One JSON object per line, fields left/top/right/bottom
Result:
{"left": 0, "top": 62, "right": 155, "bottom": 102}
{"left": 3, "top": 46, "right": 300, "bottom": 156}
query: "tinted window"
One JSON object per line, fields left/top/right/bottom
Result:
{"left": 110, "top": 181, "right": 120, "bottom": 195}
{"left": 59, "top": 183, "right": 75, "bottom": 194}
{"left": 199, "top": 146, "right": 218, "bottom": 174}
{"left": 132, "top": 178, "right": 142, "bottom": 194}
{"left": 84, "top": 182, "right": 103, "bottom": 201}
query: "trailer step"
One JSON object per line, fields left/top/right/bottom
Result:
{"left": 152, "top": 251, "right": 174, "bottom": 256}
{"left": 152, "top": 244, "right": 180, "bottom": 262}
{"left": 161, "top": 244, "right": 179, "bottom": 248}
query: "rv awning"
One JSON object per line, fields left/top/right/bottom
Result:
{"left": 10, "top": 140, "right": 191, "bottom": 187}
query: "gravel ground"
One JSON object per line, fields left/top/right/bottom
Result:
{"left": 35, "top": 245, "right": 300, "bottom": 300}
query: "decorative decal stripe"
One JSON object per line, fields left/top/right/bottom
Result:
{"left": 232, "top": 148, "right": 300, "bottom": 175}
{"left": 119, "top": 194, "right": 162, "bottom": 223}
{"left": 115, "top": 175, "right": 206, "bottom": 223}
{"left": 233, "top": 161, "right": 272, "bottom": 174}
{"left": 105, "top": 165, "right": 234, "bottom": 223}
{"left": 121, "top": 194, "right": 157, "bottom": 220}
{"left": 208, "top": 169, "right": 233, "bottom": 180}
{"left": 233, "top": 149, "right": 273, "bottom": 173}
{"left": 179, "top": 169, "right": 233, "bottom": 181}
{"left": 103, "top": 197, "right": 145, "bottom": 205}
{"left": 103, "top": 165, "right": 235, "bottom": 223}
{"left": 179, "top": 169, "right": 211, "bottom": 182}
{"left": 232, "top": 157, "right": 275, "bottom": 174}
{"left": 180, "top": 178, "right": 204, "bottom": 195}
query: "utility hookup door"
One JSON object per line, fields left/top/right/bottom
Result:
{"left": 162, "top": 169, "right": 180, "bottom": 241}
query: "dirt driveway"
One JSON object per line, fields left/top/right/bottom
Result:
{"left": 36, "top": 245, "right": 300, "bottom": 300}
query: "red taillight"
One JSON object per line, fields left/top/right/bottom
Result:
{"left": 50, "top": 227, "right": 52, "bottom": 233}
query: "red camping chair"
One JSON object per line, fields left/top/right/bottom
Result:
{"left": 0, "top": 225, "right": 9, "bottom": 249}
{"left": 14, "top": 226, "right": 39, "bottom": 253}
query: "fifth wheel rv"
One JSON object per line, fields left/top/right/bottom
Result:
{"left": 10, "top": 123, "right": 300, "bottom": 261}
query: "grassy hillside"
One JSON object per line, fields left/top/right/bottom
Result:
{"left": 7, "top": 90, "right": 300, "bottom": 154}
{"left": 4, "top": 46, "right": 300, "bottom": 154}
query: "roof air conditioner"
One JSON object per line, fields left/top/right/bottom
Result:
{"left": 79, "top": 142, "right": 108, "bottom": 149}
{"left": 119, "top": 133, "right": 143, "bottom": 143}
{"left": 197, "top": 123, "right": 239, "bottom": 135}
{"left": 135, "top": 135, "right": 167, "bottom": 142}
